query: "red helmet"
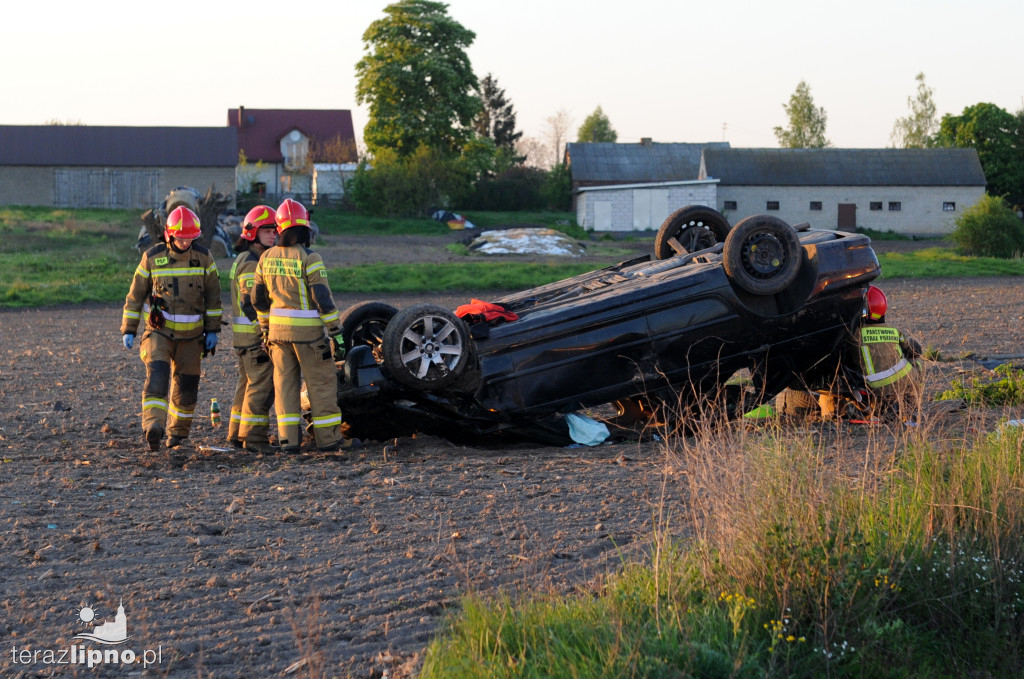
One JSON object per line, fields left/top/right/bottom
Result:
{"left": 866, "top": 285, "right": 887, "bottom": 321}
{"left": 275, "top": 198, "right": 309, "bottom": 232}
{"left": 240, "top": 204, "right": 277, "bottom": 241}
{"left": 164, "top": 206, "right": 201, "bottom": 241}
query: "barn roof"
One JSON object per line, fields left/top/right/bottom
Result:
{"left": 566, "top": 141, "right": 730, "bottom": 182}
{"left": 700, "top": 148, "right": 987, "bottom": 186}
{"left": 228, "top": 108, "right": 356, "bottom": 163}
{"left": 0, "top": 126, "right": 238, "bottom": 166}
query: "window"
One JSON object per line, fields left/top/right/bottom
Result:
{"left": 766, "top": 201, "right": 780, "bottom": 210}
{"left": 809, "top": 201, "right": 822, "bottom": 211}
{"left": 943, "top": 201, "right": 956, "bottom": 211}
{"left": 888, "top": 202, "right": 901, "bottom": 211}
{"left": 870, "top": 202, "right": 882, "bottom": 211}
{"left": 723, "top": 200, "right": 737, "bottom": 211}
{"left": 281, "top": 129, "right": 309, "bottom": 171}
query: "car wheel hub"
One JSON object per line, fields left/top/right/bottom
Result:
{"left": 743, "top": 233, "right": 785, "bottom": 278}
{"left": 399, "top": 315, "right": 463, "bottom": 378}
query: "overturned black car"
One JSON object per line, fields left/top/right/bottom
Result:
{"left": 331, "top": 207, "right": 880, "bottom": 443}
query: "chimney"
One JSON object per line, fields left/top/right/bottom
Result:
{"left": 640, "top": 137, "right": 652, "bottom": 146}
{"left": 238, "top": 106, "right": 245, "bottom": 127}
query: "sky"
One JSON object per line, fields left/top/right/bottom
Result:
{"left": 5, "top": 0, "right": 1023, "bottom": 151}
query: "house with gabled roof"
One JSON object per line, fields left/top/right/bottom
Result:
{"left": 228, "top": 107, "right": 356, "bottom": 204}
{"left": 566, "top": 139, "right": 727, "bottom": 230}
{"left": 700, "top": 148, "right": 986, "bottom": 235}
{"left": 0, "top": 126, "right": 237, "bottom": 208}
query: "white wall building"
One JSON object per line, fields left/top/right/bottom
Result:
{"left": 700, "top": 148, "right": 986, "bottom": 235}
{"left": 312, "top": 163, "right": 359, "bottom": 205}
{"left": 575, "top": 179, "right": 718, "bottom": 231}
{"left": 568, "top": 142, "right": 987, "bottom": 235}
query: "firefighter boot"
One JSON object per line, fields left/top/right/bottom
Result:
{"left": 145, "top": 426, "right": 164, "bottom": 452}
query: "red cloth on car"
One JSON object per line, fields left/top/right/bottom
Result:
{"left": 455, "top": 299, "right": 518, "bottom": 324}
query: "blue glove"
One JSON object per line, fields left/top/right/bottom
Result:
{"left": 205, "top": 333, "right": 219, "bottom": 352}
{"left": 122, "top": 334, "right": 134, "bottom": 350}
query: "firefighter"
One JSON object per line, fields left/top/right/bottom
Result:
{"left": 850, "top": 284, "right": 923, "bottom": 418}
{"left": 121, "top": 206, "right": 222, "bottom": 451}
{"left": 251, "top": 199, "right": 347, "bottom": 453}
{"left": 227, "top": 205, "right": 278, "bottom": 454}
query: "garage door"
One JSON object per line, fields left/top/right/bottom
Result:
{"left": 594, "top": 201, "right": 612, "bottom": 230}
{"left": 633, "top": 189, "right": 669, "bottom": 229}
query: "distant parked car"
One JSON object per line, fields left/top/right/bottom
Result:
{"left": 330, "top": 206, "right": 880, "bottom": 444}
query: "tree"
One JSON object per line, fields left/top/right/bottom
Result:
{"left": 543, "top": 108, "right": 573, "bottom": 168}
{"left": 577, "top": 106, "right": 617, "bottom": 143}
{"left": 515, "top": 136, "right": 551, "bottom": 169}
{"left": 890, "top": 72, "right": 938, "bottom": 148}
{"left": 474, "top": 73, "right": 523, "bottom": 158}
{"left": 355, "top": 0, "right": 481, "bottom": 157}
{"left": 773, "top": 81, "right": 830, "bottom": 148}
{"left": 936, "top": 102, "right": 1024, "bottom": 207}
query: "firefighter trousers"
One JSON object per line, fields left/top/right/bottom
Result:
{"left": 269, "top": 339, "right": 340, "bottom": 450}
{"left": 229, "top": 346, "right": 275, "bottom": 444}
{"left": 139, "top": 331, "right": 202, "bottom": 438}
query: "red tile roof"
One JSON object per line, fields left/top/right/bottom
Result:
{"left": 227, "top": 108, "right": 356, "bottom": 163}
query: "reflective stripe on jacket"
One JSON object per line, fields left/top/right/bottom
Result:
{"left": 121, "top": 243, "right": 222, "bottom": 340}
{"left": 252, "top": 245, "right": 341, "bottom": 342}
{"left": 229, "top": 248, "right": 264, "bottom": 348}
{"left": 859, "top": 325, "right": 914, "bottom": 388}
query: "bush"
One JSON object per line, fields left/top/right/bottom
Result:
{"left": 348, "top": 146, "right": 472, "bottom": 217}
{"left": 541, "top": 162, "right": 572, "bottom": 211}
{"left": 950, "top": 194, "right": 1024, "bottom": 258}
{"left": 463, "top": 166, "right": 548, "bottom": 211}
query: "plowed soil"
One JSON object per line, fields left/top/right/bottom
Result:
{"left": 1, "top": 234, "right": 1023, "bottom": 678}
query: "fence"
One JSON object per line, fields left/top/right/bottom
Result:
{"left": 54, "top": 170, "right": 161, "bottom": 209}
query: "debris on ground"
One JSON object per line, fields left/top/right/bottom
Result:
{"left": 466, "top": 227, "right": 586, "bottom": 256}
{"left": 432, "top": 209, "right": 476, "bottom": 230}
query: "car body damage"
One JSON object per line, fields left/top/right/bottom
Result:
{"left": 332, "top": 208, "right": 880, "bottom": 444}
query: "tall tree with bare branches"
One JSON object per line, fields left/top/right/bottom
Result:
{"left": 543, "top": 108, "right": 573, "bottom": 167}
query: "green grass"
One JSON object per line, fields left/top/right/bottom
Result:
{"left": 0, "top": 207, "right": 141, "bottom": 307}
{"left": 878, "top": 247, "right": 1024, "bottom": 278}
{"left": 857, "top": 227, "right": 932, "bottom": 242}
{"left": 939, "top": 363, "right": 1024, "bottom": 405}
{"left": 4, "top": 207, "right": 1024, "bottom": 307}
{"left": 311, "top": 208, "right": 579, "bottom": 236}
{"left": 421, "top": 423, "right": 1024, "bottom": 678}
{"left": 326, "top": 262, "right": 600, "bottom": 294}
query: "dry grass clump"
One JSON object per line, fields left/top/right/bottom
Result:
{"left": 421, "top": 381, "right": 1024, "bottom": 678}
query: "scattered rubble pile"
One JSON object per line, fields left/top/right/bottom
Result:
{"left": 465, "top": 227, "right": 587, "bottom": 256}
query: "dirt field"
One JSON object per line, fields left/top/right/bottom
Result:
{"left": 1, "top": 233, "right": 1023, "bottom": 678}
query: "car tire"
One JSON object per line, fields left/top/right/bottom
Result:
{"left": 382, "top": 304, "right": 473, "bottom": 391}
{"left": 338, "top": 302, "right": 398, "bottom": 355}
{"left": 654, "top": 205, "right": 731, "bottom": 259}
{"left": 723, "top": 215, "right": 802, "bottom": 295}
